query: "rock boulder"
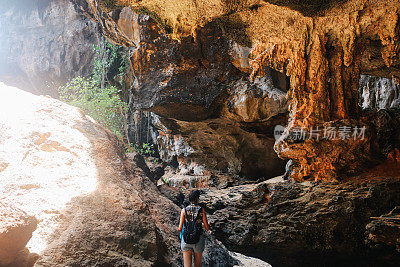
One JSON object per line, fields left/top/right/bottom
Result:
{"left": 201, "top": 171, "right": 400, "bottom": 266}
{"left": 0, "top": 203, "right": 37, "bottom": 266}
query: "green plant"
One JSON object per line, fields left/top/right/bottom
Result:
{"left": 92, "top": 40, "right": 121, "bottom": 89}
{"left": 126, "top": 143, "right": 155, "bottom": 157}
{"left": 59, "top": 38, "right": 157, "bottom": 155}
{"left": 59, "top": 38, "right": 132, "bottom": 140}
{"left": 163, "top": 177, "right": 169, "bottom": 185}
{"left": 141, "top": 143, "right": 155, "bottom": 155}
{"left": 59, "top": 76, "right": 128, "bottom": 138}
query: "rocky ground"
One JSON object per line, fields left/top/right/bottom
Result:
{"left": 0, "top": 204, "right": 37, "bottom": 266}
{"left": 158, "top": 164, "right": 400, "bottom": 266}
{"left": 366, "top": 206, "right": 400, "bottom": 255}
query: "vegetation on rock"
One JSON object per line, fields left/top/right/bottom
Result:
{"left": 59, "top": 76, "right": 128, "bottom": 137}
{"left": 59, "top": 39, "right": 130, "bottom": 140}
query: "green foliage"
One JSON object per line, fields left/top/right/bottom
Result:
{"left": 126, "top": 143, "right": 156, "bottom": 157}
{"left": 91, "top": 40, "right": 128, "bottom": 87}
{"left": 59, "top": 38, "right": 153, "bottom": 155}
{"left": 117, "top": 49, "right": 131, "bottom": 86}
{"left": 59, "top": 76, "right": 128, "bottom": 137}
{"left": 59, "top": 38, "right": 131, "bottom": 139}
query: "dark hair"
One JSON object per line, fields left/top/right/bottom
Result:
{"left": 183, "top": 200, "right": 190, "bottom": 208}
{"left": 188, "top": 190, "right": 200, "bottom": 203}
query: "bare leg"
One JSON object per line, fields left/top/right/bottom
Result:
{"left": 183, "top": 251, "right": 193, "bottom": 267}
{"left": 194, "top": 252, "right": 202, "bottom": 267}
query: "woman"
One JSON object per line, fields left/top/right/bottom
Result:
{"left": 178, "top": 190, "right": 210, "bottom": 267}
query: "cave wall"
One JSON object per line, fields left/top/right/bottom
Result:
{"left": 360, "top": 75, "right": 400, "bottom": 110}
{"left": 1, "top": 0, "right": 399, "bottom": 183}
{"left": 87, "top": 0, "right": 400, "bottom": 182}
{"left": 0, "top": 0, "right": 101, "bottom": 96}
{"left": 1, "top": 1, "right": 400, "bottom": 265}
{"left": 74, "top": 2, "right": 290, "bottom": 180}
{"left": 0, "top": 0, "right": 288, "bottom": 180}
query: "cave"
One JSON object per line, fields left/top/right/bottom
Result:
{"left": 0, "top": 0, "right": 400, "bottom": 266}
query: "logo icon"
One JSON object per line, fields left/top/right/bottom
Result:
{"left": 274, "top": 125, "right": 286, "bottom": 140}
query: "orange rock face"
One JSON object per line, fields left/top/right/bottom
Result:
{"left": 74, "top": 2, "right": 290, "bottom": 179}
{"left": 240, "top": 1, "right": 400, "bottom": 181}
{"left": 78, "top": 0, "right": 400, "bottom": 182}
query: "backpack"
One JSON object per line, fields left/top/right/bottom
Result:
{"left": 183, "top": 205, "right": 202, "bottom": 244}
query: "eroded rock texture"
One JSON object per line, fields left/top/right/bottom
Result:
{"left": 0, "top": 0, "right": 101, "bottom": 96}
{"left": 7, "top": 0, "right": 398, "bottom": 182}
{"left": 0, "top": 203, "right": 37, "bottom": 266}
{"left": 73, "top": 2, "right": 289, "bottom": 180}
{"left": 360, "top": 75, "right": 400, "bottom": 110}
{"left": 200, "top": 172, "right": 400, "bottom": 266}
{"left": 154, "top": 154, "right": 400, "bottom": 266}
{"left": 87, "top": 0, "right": 400, "bottom": 182}
{"left": 2, "top": 1, "right": 400, "bottom": 264}
{"left": 366, "top": 206, "right": 400, "bottom": 257}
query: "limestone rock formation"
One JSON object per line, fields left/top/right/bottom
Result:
{"left": 2, "top": 0, "right": 400, "bottom": 265}
{"left": 0, "top": 0, "right": 101, "bottom": 96}
{"left": 73, "top": 2, "right": 289, "bottom": 180}
{"left": 1, "top": 0, "right": 399, "bottom": 184}
{"left": 156, "top": 155, "right": 400, "bottom": 265}
{"left": 0, "top": 203, "right": 37, "bottom": 266}
{"left": 85, "top": 0, "right": 400, "bottom": 182}
{"left": 366, "top": 207, "right": 400, "bottom": 259}
{"left": 8, "top": 0, "right": 399, "bottom": 183}
{"left": 200, "top": 169, "right": 400, "bottom": 266}
{"left": 360, "top": 75, "right": 400, "bottom": 110}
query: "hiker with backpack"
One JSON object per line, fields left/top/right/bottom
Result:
{"left": 178, "top": 190, "right": 211, "bottom": 267}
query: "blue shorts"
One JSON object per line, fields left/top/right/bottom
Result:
{"left": 181, "top": 234, "right": 205, "bottom": 253}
